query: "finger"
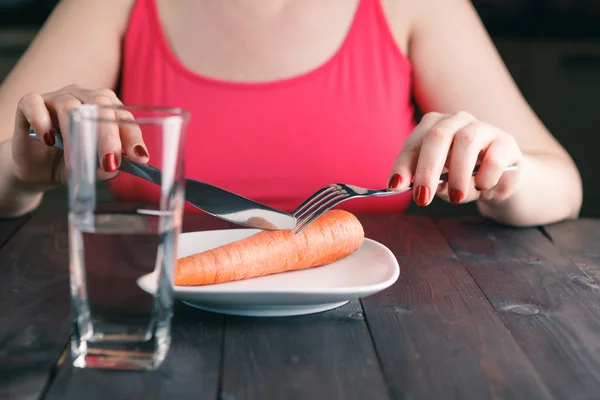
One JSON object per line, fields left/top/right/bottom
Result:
{"left": 16, "top": 93, "right": 55, "bottom": 146}
{"left": 44, "top": 92, "right": 121, "bottom": 180}
{"left": 93, "top": 96, "right": 122, "bottom": 177}
{"left": 68, "top": 87, "right": 148, "bottom": 164}
{"left": 446, "top": 122, "right": 496, "bottom": 204}
{"left": 115, "top": 109, "right": 149, "bottom": 163}
{"left": 67, "top": 85, "right": 123, "bottom": 106}
{"left": 387, "top": 112, "right": 444, "bottom": 190}
{"left": 474, "top": 137, "right": 522, "bottom": 192}
{"left": 412, "top": 111, "right": 476, "bottom": 206}
{"left": 65, "top": 91, "right": 122, "bottom": 176}
{"left": 44, "top": 93, "right": 82, "bottom": 171}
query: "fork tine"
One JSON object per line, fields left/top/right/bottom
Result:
{"left": 294, "top": 188, "right": 345, "bottom": 221}
{"left": 293, "top": 194, "right": 348, "bottom": 234}
{"left": 293, "top": 192, "right": 349, "bottom": 234}
{"left": 293, "top": 184, "right": 339, "bottom": 218}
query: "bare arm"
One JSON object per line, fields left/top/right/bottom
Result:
{"left": 0, "top": 0, "right": 134, "bottom": 217}
{"left": 405, "top": 0, "right": 582, "bottom": 226}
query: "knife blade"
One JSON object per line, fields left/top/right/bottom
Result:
{"left": 29, "top": 128, "right": 297, "bottom": 231}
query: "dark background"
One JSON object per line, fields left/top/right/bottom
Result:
{"left": 1, "top": 0, "right": 599, "bottom": 218}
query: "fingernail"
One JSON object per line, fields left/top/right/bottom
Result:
{"left": 102, "top": 153, "right": 118, "bottom": 172}
{"left": 415, "top": 185, "right": 430, "bottom": 206}
{"left": 43, "top": 131, "right": 55, "bottom": 146}
{"left": 449, "top": 189, "right": 464, "bottom": 204}
{"left": 134, "top": 145, "right": 149, "bottom": 158}
{"left": 388, "top": 174, "right": 402, "bottom": 189}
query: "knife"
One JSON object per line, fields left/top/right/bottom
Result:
{"left": 29, "top": 129, "right": 297, "bottom": 231}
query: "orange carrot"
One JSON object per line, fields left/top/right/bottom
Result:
{"left": 175, "top": 209, "right": 364, "bottom": 286}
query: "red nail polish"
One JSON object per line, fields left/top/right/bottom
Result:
{"left": 449, "top": 189, "right": 464, "bottom": 204}
{"left": 388, "top": 174, "right": 402, "bottom": 189}
{"left": 415, "top": 186, "right": 430, "bottom": 206}
{"left": 134, "top": 145, "right": 148, "bottom": 158}
{"left": 102, "top": 153, "right": 118, "bottom": 172}
{"left": 43, "top": 131, "right": 55, "bottom": 146}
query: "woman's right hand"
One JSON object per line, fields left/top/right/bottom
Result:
{"left": 11, "top": 84, "right": 149, "bottom": 188}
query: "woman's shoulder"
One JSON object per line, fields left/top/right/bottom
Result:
{"left": 54, "top": 0, "right": 137, "bottom": 29}
{"left": 0, "top": 0, "right": 138, "bottom": 117}
{"left": 379, "top": 0, "right": 482, "bottom": 56}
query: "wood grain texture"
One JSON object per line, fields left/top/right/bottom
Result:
{"left": 6, "top": 210, "right": 600, "bottom": 400}
{"left": 220, "top": 300, "right": 390, "bottom": 400}
{"left": 437, "top": 217, "right": 600, "bottom": 399}
{"left": 360, "top": 214, "right": 552, "bottom": 400}
{"left": 0, "top": 212, "right": 71, "bottom": 400}
{"left": 543, "top": 218, "right": 600, "bottom": 283}
{"left": 43, "top": 213, "right": 230, "bottom": 400}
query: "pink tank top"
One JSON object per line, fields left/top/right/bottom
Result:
{"left": 111, "top": 0, "right": 416, "bottom": 215}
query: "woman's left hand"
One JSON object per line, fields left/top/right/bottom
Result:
{"left": 388, "top": 111, "right": 523, "bottom": 206}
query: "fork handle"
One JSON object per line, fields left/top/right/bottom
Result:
{"left": 390, "top": 164, "right": 519, "bottom": 194}
{"left": 434, "top": 164, "right": 519, "bottom": 187}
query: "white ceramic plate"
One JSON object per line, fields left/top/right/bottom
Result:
{"left": 138, "top": 229, "right": 400, "bottom": 317}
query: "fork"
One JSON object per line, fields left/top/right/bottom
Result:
{"left": 291, "top": 164, "right": 519, "bottom": 233}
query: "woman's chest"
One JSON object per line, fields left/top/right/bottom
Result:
{"left": 155, "top": 0, "right": 412, "bottom": 83}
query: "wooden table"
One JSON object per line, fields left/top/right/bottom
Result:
{"left": 1, "top": 211, "right": 600, "bottom": 400}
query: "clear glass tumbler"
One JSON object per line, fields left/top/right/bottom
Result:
{"left": 66, "top": 104, "right": 189, "bottom": 371}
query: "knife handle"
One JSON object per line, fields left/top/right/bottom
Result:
{"left": 31, "top": 126, "right": 164, "bottom": 182}
{"left": 29, "top": 128, "right": 65, "bottom": 151}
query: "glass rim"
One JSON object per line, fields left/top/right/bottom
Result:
{"left": 69, "top": 104, "right": 190, "bottom": 125}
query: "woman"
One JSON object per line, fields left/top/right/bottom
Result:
{"left": 0, "top": 0, "right": 582, "bottom": 226}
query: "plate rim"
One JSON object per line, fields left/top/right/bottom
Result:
{"left": 173, "top": 228, "right": 400, "bottom": 295}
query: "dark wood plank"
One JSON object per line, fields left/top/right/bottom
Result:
{"left": 0, "top": 212, "right": 71, "bottom": 400}
{"left": 436, "top": 217, "right": 600, "bottom": 399}
{"left": 360, "top": 214, "right": 552, "bottom": 400}
{"left": 42, "top": 213, "right": 230, "bottom": 400}
{"left": 0, "top": 214, "right": 30, "bottom": 250}
{"left": 220, "top": 300, "right": 391, "bottom": 400}
{"left": 543, "top": 218, "right": 600, "bottom": 282}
